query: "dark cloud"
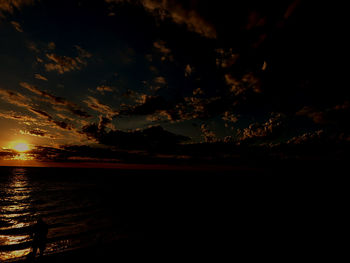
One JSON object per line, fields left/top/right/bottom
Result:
{"left": 25, "top": 129, "right": 45, "bottom": 137}
{"left": 52, "top": 119, "right": 71, "bottom": 130}
{"left": 29, "top": 107, "right": 72, "bottom": 130}
{"left": 84, "top": 96, "right": 118, "bottom": 118}
{"left": 97, "top": 115, "right": 114, "bottom": 130}
{"left": 296, "top": 102, "right": 350, "bottom": 130}
{"left": 28, "top": 145, "right": 146, "bottom": 164}
{"left": 120, "top": 95, "right": 170, "bottom": 116}
{"left": 20, "top": 128, "right": 52, "bottom": 138}
{"left": 0, "top": 88, "right": 31, "bottom": 107}
{"left": 82, "top": 120, "right": 189, "bottom": 150}
{"left": 20, "top": 82, "right": 91, "bottom": 118}
{"left": 0, "top": 110, "right": 37, "bottom": 123}
{"left": 0, "top": 149, "right": 16, "bottom": 159}
{"left": 175, "top": 96, "right": 225, "bottom": 121}
{"left": 29, "top": 107, "right": 52, "bottom": 119}
{"left": 29, "top": 146, "right": 65, "bottom": 161}
{"left": 296, "top": 106, "right": 326, "bottom": 125}
{"left": 120, "top": 93, "right": 230, "bottom": 123}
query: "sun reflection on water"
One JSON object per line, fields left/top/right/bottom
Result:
{"left": 0, "top": 234, "right": 29, "bottom": 246}
{"left": 0, "top": 168, "right": 33, "bottom": 262}
{"left": 0, "top": 248, "right": 32, "bottom": 261}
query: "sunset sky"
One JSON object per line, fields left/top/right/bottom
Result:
{"left": 0, "top": 0, "right": 348, "bottom": 167}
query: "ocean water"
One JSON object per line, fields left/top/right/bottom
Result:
{"left": 1, "top": 166, "right": 264, "bottom": 261}
{"left": 0, "top": 164, "right": 335, "bottom": 261}
{"left": 0, "top": 166, "right": 157, "bottom": 261}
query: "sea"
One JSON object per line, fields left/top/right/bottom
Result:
{"left": 0, "top": 163, "right": 342, "bottom": 261}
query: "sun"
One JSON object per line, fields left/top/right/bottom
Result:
{"left": 12, "top": 142, "right": 30, "bottom": 152}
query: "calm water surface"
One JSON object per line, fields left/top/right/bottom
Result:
{"left": 0, "top": 167, "right": 151, "bottom": 261}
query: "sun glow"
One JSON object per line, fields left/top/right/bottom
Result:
{"left": 12, "top": 142, "right": 30, "bottom": 152}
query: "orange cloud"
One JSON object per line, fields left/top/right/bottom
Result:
{"left": 0, "top": 0, "right": 34, "bottom": 17}
{"left": 107, "top": 0, "right": 216, "bottom": 38}
{"left": 10, "top": 21, "right": 23, "bottom": 32}
{"left": 44, "top": 46, "right": 92, "bottom": 74}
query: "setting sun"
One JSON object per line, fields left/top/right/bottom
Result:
{"left": 12, "top": 142, "right": 30, "bottom": 152}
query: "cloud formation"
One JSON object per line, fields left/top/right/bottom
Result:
{"left": 20, "top": 82, "right": 91, "bottom": 118}
{"left": 0, "top": 149, "right": 16, "bottom": 160}
{"left": 82, "top": 122, "right": 189, "bottom": 150}
{"left": 0, "top": 0, "right": 34, "bottom": 16}
{"left": 96, "top": 85, "right": 114, "bottom": 94}
{"left": 10, "top": 21, "right": 23, "bottom": 32}
{"left": 120, "top": 95, "right": 170, "bottom": 116}
{"left": 153, "top": 40, "right": 173, "bottom": 61}
{"left": 20, "top": 128, "right": 54, "bottom": 138}
{"left": 84, "top": 96, "right": 118, "bottom": 118}
{"left": 222, "top": 111, "right": 239, "bottom": 124}
{"left": 200, "top": 123, "right": 217, "bottom": 143}
{"left": 185, "top": 64, "right": 193, "bottom": 77}
{"left": 216, "top": 48, "right": 239, "bottom": 68}
{"left": 29, "top": 107, "right": 72, "bottom": 130}
{"left": 0, "top": 110, "right": 37, "bottom": 123}
{"left": 287, "top": 130, "right": 324, "bottom": 145}
{"left": 296, "top": 102, "right": 350, "bottom": 126}
{"left": 154, "top": 76, "right": 167, "bottom": 85}
{"left": 143, "top": 0, "right": 216, "bottom": 38}
{"left": 239, "top": 113, "right": 285, "bottom": 143}
{"left": 44, "top": 46, "right": 92, "bottom": 74}
{"left": 34, "top": 74, "right": 48, "bottom": 81}
{"left": 225, "top": 72, "right": 261, "bottom": 96}
{"left": 107, "top": 0, "right": 216, "bottom": 38}
{"left": 0, "top": 88, "right": 31, "bottom": 107}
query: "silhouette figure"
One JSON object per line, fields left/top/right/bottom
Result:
{"left": 31, "top": 217, "right": 48, "bottom": 258}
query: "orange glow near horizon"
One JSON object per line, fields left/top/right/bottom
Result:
{"left": 12, "top": 153, "right": 34, "bottom": 161}
{"left": 0, "top": 140, "right": 34, "bottom": 163}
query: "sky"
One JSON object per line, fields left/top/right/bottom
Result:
{"left": 0, "top": 0, "right": 348, "bottom": 167}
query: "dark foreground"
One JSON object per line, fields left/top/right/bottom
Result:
{"left": 5, "top": 160, "right": 346, "bottom": 262}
